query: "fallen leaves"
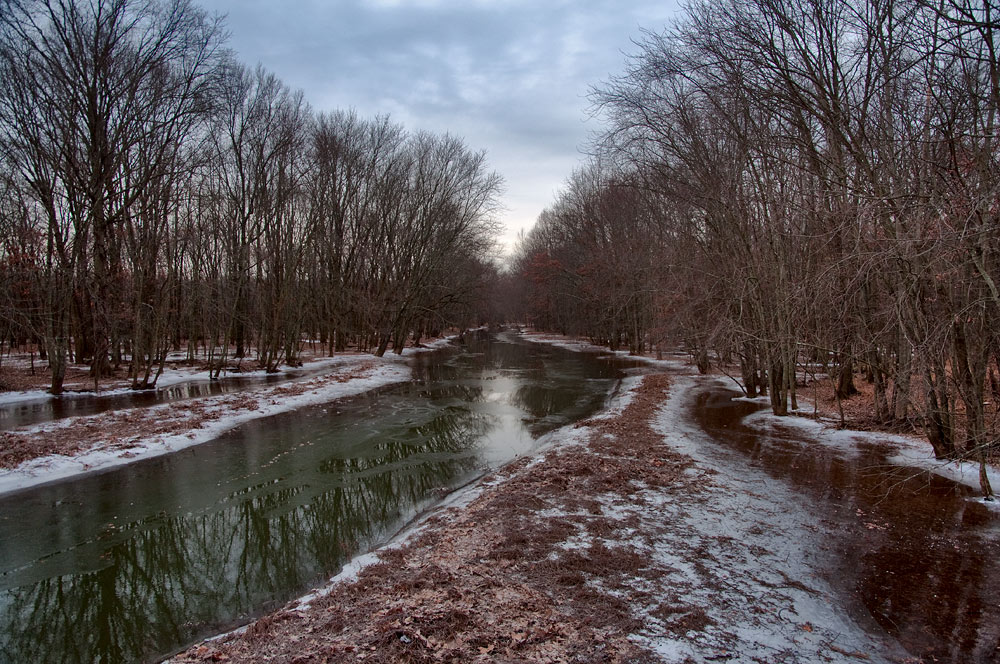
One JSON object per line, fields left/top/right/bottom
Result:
{"left": 172, "top": 372, "right": 682, "bottom": 664}
{"left": 0, "top": 363, "right": 376, "bottom": 470}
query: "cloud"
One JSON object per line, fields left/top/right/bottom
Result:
{"left": 199, "top": 0, "right": 680, "bottom": 250}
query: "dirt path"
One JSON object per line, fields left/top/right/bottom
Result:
{"left": 173, "top": 371, "right": 906, "bottom": 664}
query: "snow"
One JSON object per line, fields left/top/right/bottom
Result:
{"left": 519, "top": 332, "right": 611, "bottom": 354}
{"left": 0, "top": 389, "right": 53, "bottom": 406}
{"left": 0, "top": 362, "right": 412, "bottom": 497}
{"left": 584, "top": 374, "right": 643, "bottom": 421}
{"left": 888, "top": 445, "right": 1000, "bottom": 508}
{"left": 642, "top": 375, "right": 907, "bottom": 662}
{"left": 518, "top": 332, "right": 688, "bottom": 371}
{"left": 741, "top": 388, "right": 1000, "bottom": 502}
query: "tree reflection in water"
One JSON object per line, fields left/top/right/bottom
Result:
{"left": 0, "top": 333, "right": 625, "bottom": 663}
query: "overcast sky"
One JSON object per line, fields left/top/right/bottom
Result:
{"left": 198, "top": 0, "right": 680, "bottom": 251}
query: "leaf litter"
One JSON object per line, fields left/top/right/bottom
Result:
{"left": 172, "top": 371, "right": 910, "bottom": 664}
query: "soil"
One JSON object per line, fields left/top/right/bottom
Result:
{"left": 0, "top": 362, "right": 377, "bottom": 470}
{"left": 169, "top": 371, "right": 907, "bottom": 664}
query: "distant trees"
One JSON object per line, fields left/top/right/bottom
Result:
{"left": 301, "top": 114, "right": 501, "bottom": 357}
{"left": 514, "top": 0, "right": 999, "bottom": 496}
{"left": 0, "top": 0, "right": 502, "bottom": 393}
{"left": 511, "top": 163, "right": 664, "bottom": 354}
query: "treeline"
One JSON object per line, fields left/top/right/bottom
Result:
{"left": 0, "top": 0, "right": 502, "bottom": 394}
{"left": 512, "top": 0, "right": 998, "bottom": 493}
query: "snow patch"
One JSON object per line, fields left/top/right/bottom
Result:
{"left": 518, "top": 332, "right": 690, "bottom": 373}
{"left": 0, "top": 389, "right": 53, "bottom": 406}
{"left": 0, "top": 363, "right": 411, "bottom": 497}
{"left": 743, "top": 391, "right": 1000, "bottom": 497}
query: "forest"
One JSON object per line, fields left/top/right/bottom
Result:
{"left": 509, "top": 0, "right": 1000, "bottom": 494}
{"left": 2, "top": 0, "right": 998, "bottom": 492}
{"left": 0, "top": 0, "right": 503, "bottom": 395}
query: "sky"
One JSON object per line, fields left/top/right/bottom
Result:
{"left": 197, "top": 0, "right": 680, "bottom": 251}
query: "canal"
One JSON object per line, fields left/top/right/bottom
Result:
{"left": 0, "top": 332, "right": 631, "bottom": 663}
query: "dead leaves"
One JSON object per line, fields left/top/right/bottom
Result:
{"left": 0, "top": 362, "right": 377, "bottom": 470}
{"left": 171, "top": 372, "right": 680, "bottom": 664}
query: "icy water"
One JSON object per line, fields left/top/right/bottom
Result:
{"left": 694, "top": 388, "right": 1000, "bottom": 663}
{"left": 0, "top": 366, "right": 325, "bottom": 431}
{"left": 0, "top": 333, "right": 629, "bottom": 664}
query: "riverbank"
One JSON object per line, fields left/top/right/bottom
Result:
{"left": 172, "top": 366, "right": 906, "bottom": 664}
{"left": 0, "top": 340, "right": 453, "bottom": 496}
{"left": 522, "top": 331, "right": 1000, "bottom": 504}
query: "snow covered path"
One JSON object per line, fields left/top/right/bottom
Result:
{"left": 643, "top": 375, "right": 907, "bottom": 662}
{"left": 173, "top": 370, "right": 929, "bottom": 664}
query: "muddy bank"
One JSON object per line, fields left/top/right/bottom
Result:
{"left": 693, "top": 384, "right": 1000, "bottom": 663}
{"left": 173, "top": 371, "right": 911, "bottom": 664}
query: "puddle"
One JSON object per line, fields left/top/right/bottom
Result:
{"left": 692, "top": 387, "right": 1000, "bottom": 663}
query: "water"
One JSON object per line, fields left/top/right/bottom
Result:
{"left": 693, "top": 387, "right": 1000, "bottom": 663}
{"left": 0, "top": 333, "right": 628, "bottom": 664}
{"left": 0, "top": 368, "right": 323, "bottom": 431}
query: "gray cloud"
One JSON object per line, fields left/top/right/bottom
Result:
{"left": 199, "top": 0, "right": 680, "bottom": 249}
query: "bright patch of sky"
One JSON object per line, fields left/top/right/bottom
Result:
{"left": 197, "top": 0, "right": 680, "bottom": 253}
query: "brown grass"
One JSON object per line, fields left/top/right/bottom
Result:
{"left": 0, "top": 363, "right": 378, "bottom": 470}
{"left": 172, "top": 372, "right": 695, "bottom": 664}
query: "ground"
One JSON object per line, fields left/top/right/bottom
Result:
{"left": 1, "top": 334, "right": 988, "bottom": 662}
{"left": 0, "top": 341, "right": 454, "bottom": 495}
{"left": 170, "top": 369, "right": 910, "bottom": 664}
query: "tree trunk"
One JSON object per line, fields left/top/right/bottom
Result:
{"left": 835, "top": 356, "right": 857, "bottom": 399}
{"left": 923, "top": 363, "right": 955, "bottom": 459}
{"left": 769, "top": 357, "right": 788, "bottom": 416}
{"left": 893, "top": 334, "right": 912, "bottom": 422}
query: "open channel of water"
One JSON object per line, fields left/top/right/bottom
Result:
{"left": 0, "top": 366, "right": 325, "bottom": 431}
{"left": 693, "top": 387, "right": 1000, "bottom": 663}
{"left": 0, "top": 332, "right": 631, "bottom": 664}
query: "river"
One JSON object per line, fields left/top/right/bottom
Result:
{"left": 0, "top": 332, "right": 631, "bottom": 664}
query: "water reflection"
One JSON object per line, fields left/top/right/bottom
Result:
{"left": 0, "top": 333, "right": 625, "bottom": 663}
{"left": 0, "top": 370, "right": 317, "bottom": 431}
{"left": 693, "top": 388, "right": 1000, "bottom": 663}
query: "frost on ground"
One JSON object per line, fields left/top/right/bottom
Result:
{"left": 174, "top": 371, "right": 906, "bottom": 664}
{"left": 742, "top": 395, "right": 1000, "bottom": 508}
{"left": 0, "top": 359, "right": 410, "bottom": 496}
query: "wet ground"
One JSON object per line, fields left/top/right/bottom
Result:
{"left": 692, "top": 386, "right": 1000, "bottom": 663}
{"left": 0, "top": 334, "right": 632, "bottom": 664}
{"left": 0, "top": 367, "right": 325, "bottom": 431}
